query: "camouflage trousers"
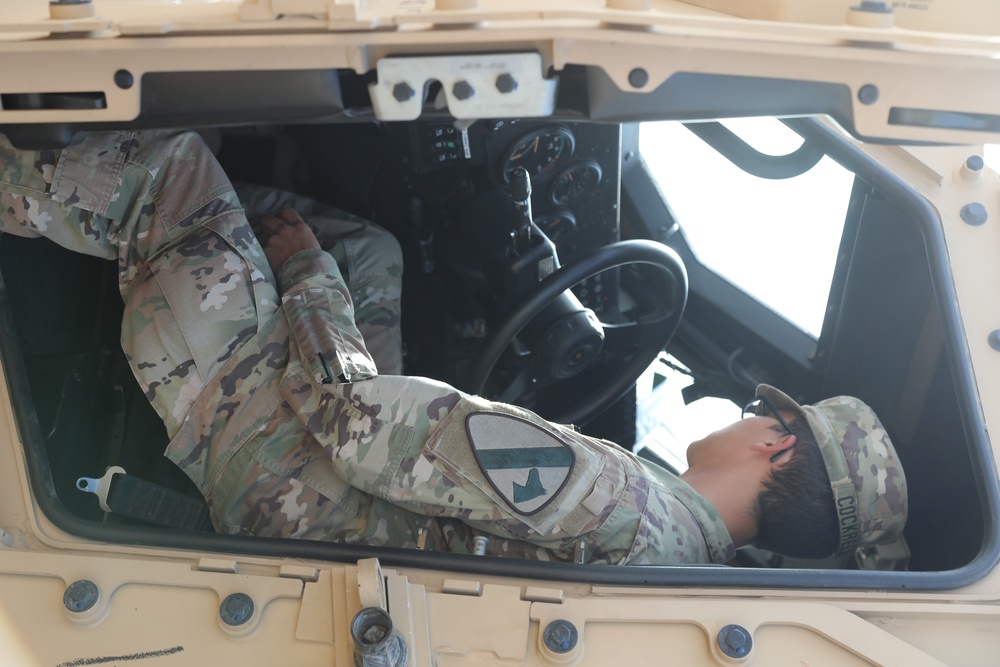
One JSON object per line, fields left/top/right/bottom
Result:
{"left": 0, "top": 130, "right": 401, "bottom": 436}
{"left": 0, "top": 130, "right": 730, "bottom": 565}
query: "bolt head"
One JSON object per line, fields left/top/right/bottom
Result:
{"left": 495, "top": 73, "right": 518, "bottom": 94}
{"left": 966, "top": 155, "right": 985, "bottom": 171}
{"left": 392, "top": 82, "right": 415, "bottom": 103}
{"left": 857, "top": 84, "right": 880, "bottom": 105}
{"left": 219, "top": 593, "right": 254, "bottom": 626}
{"left": 113, "top": 69, "right": 134, "bottom": 90}
{"left": 628, "top": 67, "right": 650, "bottom": 89}
{"left": 717, "top": 624, "right": 753, "bottom": 658}
{"left": 64, "top": 580, "right": 99, "bottom": 613}
{"left": 452, "top": 80, "right": 475, "bottom": 100}
{"left": 960, "top": 202, "right": 988, "bottom": 226}
{"left": 989, "top": 330, "right": 1000, "bottom": 351}
{"left": 542, "top": 619, "right": 578, "bottom": 654}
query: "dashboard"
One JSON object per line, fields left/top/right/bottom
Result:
{"left": 395, "top": 119, "right": 623, "bottom": 317}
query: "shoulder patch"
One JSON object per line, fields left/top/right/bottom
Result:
{"left": 466, "top": 411, "right": 575, "bottom": 516}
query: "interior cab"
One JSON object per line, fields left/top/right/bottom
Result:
{"left": 2, "top": 2, "right": 1000, "bottom": 663}
{"left": 0, "top": 106, "right": 991, "bottom": 583}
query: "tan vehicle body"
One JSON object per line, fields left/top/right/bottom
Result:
{"left": 2, "top": 1, "right": 1000, "bottom": 665}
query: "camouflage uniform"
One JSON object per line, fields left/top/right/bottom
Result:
{"left": 0, "top": 129, "right": 741, "bottom": 564}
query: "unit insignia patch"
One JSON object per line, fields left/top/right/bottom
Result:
{"left": 465, "top": 411, "right": 575, "bottom": 515}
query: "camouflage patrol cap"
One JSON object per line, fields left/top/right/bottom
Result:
{"left": 754, "top": 385, "right": 908, "bottom": 556}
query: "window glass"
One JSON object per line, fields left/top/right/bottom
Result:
{"left": 638, "top": 118, "right": 855, "bottom": 337}
{"left": 636, "top": 355, "right": 738, "bottom": 473}
{"left": 985, "top": 144, "right": 1000, "bottom": 171}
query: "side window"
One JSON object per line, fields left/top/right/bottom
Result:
{"left": 638, "top": 118, "right": 855, "bottom": 337}
{"left": 634, "top": 118, "right": 855, "bottom": 469}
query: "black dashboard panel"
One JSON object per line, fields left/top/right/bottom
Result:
{"left": 397, "top": 119, "right": 622, "bottom": 316}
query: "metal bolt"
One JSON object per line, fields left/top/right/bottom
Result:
{"left": 114, "top": 69, "right": 134, "bottom": 90}
{"left": 966, "top": 155, "right": 985, "bottom": 171}
{"left": 352, "top": 608, "right": 408, "bottom": 667}
{"left": 495, "top": 73, "right": 518, "bottom": 94}
{"left": 64, "top": 580, "right": 99, "bottom": 613}
{"left": 960, "top": 202, "right": 988, "bottom": 226}
{"left": 392, "top": 82, "right": 415, "bottom": 103}
{"left": 989, "top": 330, "right": 1000, "bottom": 351}
{"left": 542, "top": 619, "right": 578, "bottom": 654}
{"left": 452, "top": 80, "right": 475, "bottom": 100}
{"left": 627, "top": 67, "right": 649, "bottom": 89}
{"left": 717, "top": 624, "right": 753, "bottom": 659}
{"left": 857, "top": 84, "right": 880, "bottom": 105}
{"left": 219, "top": 593, "right": 254, "bottom": 626}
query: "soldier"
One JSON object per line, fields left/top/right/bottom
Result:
{"left": 0, "top": 129, "right": 907, "bottom": 564}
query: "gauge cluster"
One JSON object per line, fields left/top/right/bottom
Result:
{"left": 395, "top": 118, "right": 621, "bottom": 319}
{"left": 405, "top": 118, "right": 621, "bottom": 305}
{"left": 484, "top": 120, "right": 620, "bottom": 262}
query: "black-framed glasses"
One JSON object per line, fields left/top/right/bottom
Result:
{"left": 743, "top": 394, "right": 796, "bottom": 463}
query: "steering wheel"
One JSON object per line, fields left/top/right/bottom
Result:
{"left": 462, "top": 240, "right": 688, "bottom": 425}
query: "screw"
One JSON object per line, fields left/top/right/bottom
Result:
{"left": 542, "top": 619, "right": 578, "bottom": 654}
{"left": 64, "top": 580, "right": 99, "bottom": 613}
{"left": 392, "top": 82, "right": 415, "bottom": 103}
{"left": 113, "top": 69, "right": 134, "bottom": 90}
{"left": 495, "top": 73, "right": 518, "bottom": 94}
{"left": 452, "top": 80, "right": 475, "bottom": 100}
{"left": 966, "top": 155, "right": 985, "bottom": 171}
{"left": 219, "top": 593, "right": 254, "bottom": 626}
{"left": 960, "top": 202, "right": 988, "bottom": 226}
{"left": 717, "top": 624, "right": 753, "bottom": 659}
{"left": 627, "top": 67, "right": 649, "bottom": 89}
{"left": 857, "top": 84, "right": 879, "bottom": 105}
{"left": 989, "top": 331, "right": 1000, "bottom": 351}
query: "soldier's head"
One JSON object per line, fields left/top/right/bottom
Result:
{"left": 747, "top": 385, "right": 909, "bottom": 559}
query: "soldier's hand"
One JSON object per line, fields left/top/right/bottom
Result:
{"left": 259, "top": 208, "right": 320, "bottom": 273}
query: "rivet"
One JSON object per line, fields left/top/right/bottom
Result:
{"left": 988, "top": 330, "right": 1000, "bottom": 351}
{"left": 960, "top": 202, "right": 988, "bottom": 226}
{"left": 627, "top": 67, "right": 649, "bottom": 89}
{"left": 495, "top": 73, "right": 518, "bottom": 94}
{"left": 219, "top": 593, "right": 254, "bottom": 626}
{"left": 64, "top": 580, "right": 99, "bottom": 613}
{"left": 857, "top": 84, "right": 880, "bottom": 105}
{"left": 452, "top": 80, "right": 475, "bottom": 100}
{"left": 392, "top": 82, "right": 415, "bottom": 103}
{"left": 113, "top": 69, "right": 134, "bottom": 90}
{"left": 717, "top": 624, "right": 753, "bottom": 658}
{"left": 542, "top": 619, "right": 578, "bottom": 654}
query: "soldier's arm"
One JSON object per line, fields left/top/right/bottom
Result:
{"left": 266, "top": 207, "right": 377, "bottom": 385}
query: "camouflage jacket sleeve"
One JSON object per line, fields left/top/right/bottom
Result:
{"left": 0, "top": 139, "right": 117, "bottom": 260}
{"left": 277, "top": 248, "right": 377, "bottom": 385}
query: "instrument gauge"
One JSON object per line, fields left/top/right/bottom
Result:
{"left": 535, "top": 210, "right": 578, "bottom": 245}
{"left": 550, "top": 160, "right": 603, "bottom": 205}
{"left": 501, "top": 126, "right": 575, "bottom": 183}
